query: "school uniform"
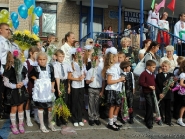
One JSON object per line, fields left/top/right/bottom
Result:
{"left": 29, "top": 65, "right": 55, "bottom": 108}
{"left": 85, "top": 65, "right": 102, "bottom": 121}
{"left": 156, "top": 72, "right": 174, "bottom": 124}
{"left": 3, "top": 66, "right": 29, "bottom": 106}
{"left": 69, "top": 62, "right": 86, "bottom": 123}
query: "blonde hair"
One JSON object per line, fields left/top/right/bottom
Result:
{"left": 83, "top": 49, "right": 91, "bottom": 66}
{"left": 5, "top": 52, "right": 14, "bottom": 70}
{"left": 161, "top": 60, "right": 171, "bottom": 66}
{"left": 177, "top": 56, "right": 185, "bottom": 65}
{"left": 85, "top": 38, "right": 93, "bottom": 45}
{"left": 101, "top": 52, "right": 115, "bottom": 79}
{"left": 36, "top": 52, "right": 48, "bottom": 60}
{"left": 120, "top": 37, "right": 130, "bottom": 47}
{"left": 166, "top": 45, "right": 174, "bottom": 51}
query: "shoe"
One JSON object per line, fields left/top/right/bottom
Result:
{"left": 166, "top": 122, "right": 174, "bottom": 126}
{"left": 113, "top": 122, "right": 122, "bottom": 128}
{"left": 107, "top": 124, "right": 120, "bottom": 131}
{"left": 26, "top": 120, "right": 33, "bottom": 127}
{"left": 157, "top": 120, "right": 163, "bottom": 126}
{"left": 48, "top": 123, "right": 57, "bottom": 132}
{"left": 18, "top": 124, "right": 25, "bottom": 134}
{"left": 121, "top": 119, "right": 126, "bottom": 124}
{"left": 177, "top": 119, "right": 185, "bottom": 127}
{"left": 34, "top": 117, "right": 40, "bottom": 124}
{"left": 146, "top": 124, "right": 153, "bottom": 129}
{"left": 129, "top": 118, "right": 134, "bottom": 124}
{"left": 94, "top": 120, "right": 101, "bottom": 125}
{"left": 74, "top": 122, "right": 79, "bottom": 127}
{"left": 40, "top": 126, "right": 49, "bottom": 133}
{"left": 89, "top": 120, "right": 94, "bottom": 126}
{"left": 10, "top": 125, "right": 20, "bottom": 135}
{"left": 0, "top": 112, "right": 9, "bottom": 119}
{"left": 79, "top": 122, "right": 84, "bottom": 126}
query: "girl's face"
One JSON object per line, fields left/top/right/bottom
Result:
{"left": 37, "top": 55, "right": 47, "bottom": 67}
{"left": 123, "top": 41, "right": 129, "bottom": 47}
{"left": 113, "top": 54, "right": 118, "bottom": 63}
{"left": 30, "top": 52, "right": 38, "bottom": 60}
{"left": 146, "top": 41, "right": 151, "bottom": 48}
{"left": 153, "top": 45, "right": 159, "bottom": 53}
{"left": 67, "top": 34, "right": 75, "bottom": 45}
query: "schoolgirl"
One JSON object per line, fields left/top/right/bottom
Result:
{"left": 29, "top": 52, "right": 56, "bottom": 133}
{"left": 23, "top": 46, "right": 40, "bottom": 126}
{"left": 102, "top": 47, "right": 125, "bottom": 131}
{"left": 3, "top": 51, "right": 28, "bottom": 134}
{"left": 68, "top": 48, "right": 86, "bottom": 127}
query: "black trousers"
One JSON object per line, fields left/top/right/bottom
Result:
{"left": 144, "top": 92, "right": 154, "bottom": 126}
{"left": 173, "top": 92, "right": 182, "bottom": 119}
{"left": 159, "top": 99, "right": 171, "bottom": 123}
{"left": 177, "top": 43, "right": 185, "bottom": 56}
{"left": 71, "top": 88, "right": 84, "bottom": 123}
{"left": 126, "top": 91, "right": 134, "bottom": 118}
{"left": 0, "top": 75, "right": 3, "bottom": 112}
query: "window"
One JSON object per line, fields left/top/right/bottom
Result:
{"left": 35, "top": 2, "right": 57, "bottom": 37}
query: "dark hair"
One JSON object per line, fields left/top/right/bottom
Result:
{"left": 180, "top": 13, "right": 185, "bottom": 17}
{"left": 108, "top": 26, "right": 112, "bottom": 30}
{"left": 146, "top": 60, "right": 156, "bottom": 66}
{"left": 142, "top": 39, "right": 152, "bottom": 49}
{"left": 47, "top": 34, "right": 55, "bottom": 40}
{"left": 55, "top": 49, "right": 65, "bottom": 56}
{"left": 146, "top": 41, "right": 159, "bottom": 53}
{"left": 28, "top": 46, "right": 40, "bottom": 58}
{"left": 0, "top": 23, "right": 9, "bottom": 28}
{"left": 120, "top": 61, "right": 131, "bottom": 70}
{"left": 65, "top": 32, "right": 74, "bottom": 42}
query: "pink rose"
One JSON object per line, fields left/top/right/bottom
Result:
{"left": 76, "top": 47, "right": 82, "bottom": 53}
{"left": 13, "top": 50, "right": 19, "bottom": 57}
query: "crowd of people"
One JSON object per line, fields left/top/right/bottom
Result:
{"left": 1, "top": 6, "right": 185, "bottom": 136}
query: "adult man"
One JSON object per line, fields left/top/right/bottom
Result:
{"left": 61, "top": 32, "right": 75, "bottom": 64}
{"left": 174, "top": 13, "right": 185, "bottom": 56}
{"left": 0, "top": 23, "right": 11, "bottom": 119}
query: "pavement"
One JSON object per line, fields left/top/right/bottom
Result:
{"left": 1, "top": 92, "right": 185, "bottom": 139}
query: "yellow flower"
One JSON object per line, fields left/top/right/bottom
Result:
{"left": 32, "top": 34, "right": 40, "bottom": 41}
{"left": 14, "top": 30, "right": 21, "bottom": 35}
{"left": 23, "top": 30, "right": 31, "bottom": 36}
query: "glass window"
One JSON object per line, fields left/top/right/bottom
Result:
{"left": 35, "top": 2, "right": 57, "bottom": 36}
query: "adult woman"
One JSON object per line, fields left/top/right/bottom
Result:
{"left": 160, "top": 45, "right": 178, "bottom": 73}
{"left": 85, "top": 38, "right": 94, "bottom": 46}
{"left": 145, "top": 41, "right": 160, "bottom": 74}
{"left": 106, "top": 26, "right": 114, "bottom": 47}
{"left": 138, "top": 39, "right": 152, "bottom": 60}
{"left": 157, "top": 12, "right": 170, "bottom": 46}
{"left": 61, "top": 32, "right": 75, "bottom": 64}
{"left": 147, "top": 3, "right": 159, "bottom": 41}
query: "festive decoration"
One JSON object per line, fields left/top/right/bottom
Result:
{"left": 13, "top": 30, "right": 40, "bottom": 50}
{"left": 151, "top": 0, "right": 156, "bottom": 9}
{"left": 18, "top": 4, "right": 28, "bottom": 19}
{"left": 158, "top": 76, "right": 174, "bottom": 104}
{"left": 32, "top": 25, "right": 39, "bottom": 34}
{"left": 24, "top": 0, "right": 34, "bottom": 9}
{"left": 167, "top": 0, "right": 176, "bottom": 12}
{"left": 13, "top": 20, "right": 19, "bottom": 29}
{"left": 0, "top": 13, "right": 8, "bottom": 23}
{"left": 155, "top": 0, "right": 166, "bottom": 12}
{"left": 10, "top": 12, "right": 18, "bottom": 22}
{"left": 92, "top": 43, "right": 101, "bottom": 68}
{"left": 28, "top": 5, "right": 34, "bottom": 16}
{"left": 76, "top": 47, "right": 83, "bottom": 70}
{"left": 0, "top": 9, "right": 9, "bottom": 19}
{"left": 34, "top": 6, "right": 43, "bottom": 17}
{"left": 52, "top": 83, "right": 71, "bottom": 122}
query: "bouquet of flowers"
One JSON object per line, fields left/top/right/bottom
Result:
{"left": 92, "top": 43, "right": 101, "bottom": 68}
{"left": 13, "top": 50, "right": 23, "bottom": 96}
{"left": 13, "top": 30, "right": 40, "bottom": 50}
{"left": 52, "top": 83, "right": 71, "bottom": 122}
{"left": 76, "top": 47, "right": 83, "bottom": 70}
{"left": 158, "top": 76, "right": 175, "bottom": 104}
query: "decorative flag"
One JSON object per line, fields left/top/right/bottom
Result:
{"left": 155, "top": 0, "right": 166, "bottom": 12}
{"left": 151, "top": 0, "right": 156, "bottom": 9}
{"left": 167, "top": 0, "right": 176, "bottom": 11}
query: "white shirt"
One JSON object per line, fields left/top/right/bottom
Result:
{"left": 158, "top": 20, "right": 169, "bottom": 30}
{"left": 105, "top": 64, "right": 122, "bottom": 92}
{"left": 68, "top": 62, "right": 87, "bottom": 88}
{"left": 179, "top": 73, "right": 185, "bottom": 80}
{"left": 54, "top": 61, "right": 70, "bottom": 80}
{"left": 147, "top": 10, "right": 159, "bottom": 27}
{"left": 139, "top": 49, "right": 146, "bottom": 55}
{"left": 174, "top": 20, "right": 185, "bottom": 41}
{"left": 85, "top": 66, "right": 103, "bottom": 88}
{"left": 23, "top": 59, "right": 38, "bottom": 70}
{"left": 61, "top": 42, "right": 72, "bottom": 65}
{"left": 160, "top": 55, "right": 178, "bottom": 73}
{"left": 122, "top": 71, "right": 135, "bottom": 89}
{"left": 124, "top": 29, "right": 132, "bottom": 37}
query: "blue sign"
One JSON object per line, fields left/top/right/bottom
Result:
{"left": 124, "top": 11, "right": 145, "bottom": 23}
{"left": 109, "top": 11, "right": 119, "bottom": 19}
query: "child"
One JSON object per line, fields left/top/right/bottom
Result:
{"left": 139, "top": 60, "right": 156, "bottom": 129}
{"left": 176, "top": 60, "right": 185, "bottom": 126}
{"left": 85, "top": 56, "right": 103, "bottom": 126}
{"left": 68, "top": 48, "right": 86, "bottom": 127}
{"left": 102, "top": 47, "right": 125, "bottom": 131}
{"left": 29, "top": 52, "right": 56, "bottom": 133}
{"left": 3, "top": 52, "right": 28, "bottom": 134}
{"left": 156, "top": 60, "right": 174, "bottom": 126}
{"left": 24, "top": 46, "right": 40, "bottom": 127}
{"left": 118, "top": 51, "right": 125, "bottom": 63}
{"left": 53, "top": 49, "right": 70, "bottom": 126}
{"left": 120, "top": 61, "right": 135, "bottom": 124}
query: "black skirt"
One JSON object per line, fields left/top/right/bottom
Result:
{"left": 106, "top": 90, "right": 122, "bottom": 106}
{"left": 4, "top": 87, "right": 29, "bottom": 106}
{"left": 33, "top": 101, "right": 53, "bottom": 109}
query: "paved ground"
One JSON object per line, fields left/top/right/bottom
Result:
{"left": 1, "top": 92, "right": 185, "bottom": 139}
